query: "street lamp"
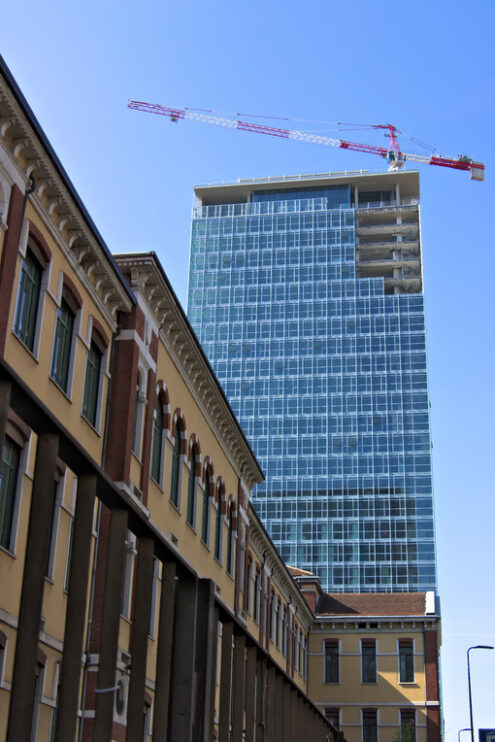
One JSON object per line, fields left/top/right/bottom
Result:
{"left": 467, "top": 645, "right": 494, "bottom": 742}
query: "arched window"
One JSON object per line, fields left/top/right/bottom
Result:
{"left": 151, "top": 397, "right": 164, "bottom": 484}
{"left": 186, "top": 453, "right": 196, "bottom": 526}
{"left": 201, "top": 468, "right": 210, "bottom": 544}
{"left": 214, "top": 493, "right": 222, "bottom": 561}
{"left": 170, "top": 420, "right": 181, "bottom": 506}
{"left": 226, "top": 502, "right": 234, "bottom": 575}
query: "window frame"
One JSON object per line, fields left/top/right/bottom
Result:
{"left": 362, "top": 709, "right": 378, "bottom": 742}
{"left": 0, "top": 437, "right": 21, "bottom": 551}
{"left": 398, "top": 640, "right": 415, "bottom": 683}
{"left": 14, "top": 247, "right": 42, "bottom": 352}
{"left": 324, "top": 639, "right": 340, "bottom": 684}
{"left": 186, "top": 458, "right": 197, "bottom": 528}
{"left": 361, "top": 639, "right": 377, "bottom": 684}
{"left": 169, "top": 421, "right": 182, "bottom": 508}
{"left": 82, "top": 338, "right": 103, "bottom": 429}
{"left": 150, "top": 396, "right": 165, "bottom": 485}
{"left": 201, "top": 468, "right": 211, "bottom": 545}
{"left": 50, "top": 296, "right": 76, "bottom": 394}
{"left": 400, "top": 709, "right": 416, "bottom": 742}
{"left": 226, "top": 501, "right": 235, "bottom": 575}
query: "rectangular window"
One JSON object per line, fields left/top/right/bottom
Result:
{"left": 399, "top": 641, "right": 414, "bottom": 683}
{"left": 0, "top": 438, "right": 20, "bottom": 549}
{"left": 253, "top": 570, "right": 260, "bottom": 622}
{"left": 400, "top": 710, "right": 416, "bottom": 742}
{"left": 325, "top": 708, "right": 340, "bottom": 730}
{"left": 46, "top": 480, "right": 62, "bottom": 579}
{"left": 51, "top": 299, "right": 74, "bottom": 392}
{"left": 362, "top": 640, "right": 377, "bottom": 683}
{"left": 82, "top": 340, "right": 102, "bottom": 426}
{"left": 14, "top": 250, "right": 42, "bottom": 351}
{"left": 324, "top": 640, "right": 339, "bottom": 683}
{"left": 363, "top": 709, "right": 377, "bottom": 742}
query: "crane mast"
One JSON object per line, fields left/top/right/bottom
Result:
{"left": 128, "top": 101, "right": 485, "bottom": 181}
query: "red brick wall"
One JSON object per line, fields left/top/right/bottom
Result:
{"left": 0, "top": 184, "right": 24, "bottom": 352}
{"left": 424, "top": 630, "right": 439, "bottom": 700}
{"left": 104, "top": 332, "right": 139, "bottom": 484}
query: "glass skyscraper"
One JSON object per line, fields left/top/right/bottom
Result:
{"left": 187, "top": 170, "right": 436, "bottom": 593}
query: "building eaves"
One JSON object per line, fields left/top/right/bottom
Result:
{"left": 113, "top": 251, "right": 264, "bottom": 489}
{"left": 0, "top": 54, "right": 135, "bottom": 306}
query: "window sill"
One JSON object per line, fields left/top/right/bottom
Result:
{"left": 168, "top": 499, "right": 181, "bottom": 515}
{"left": 11, "top": 331, "right": 40, "bottom": 362}
{"left": 200, "top": 539, "right": 210, "bottom": 552}
{"left": 0, "top": 545, "right": 16, "bottom": 559}
{"left": 185, "top": 520, "right": 197, "bottom": 535}
{"left": 149, "top": 475, "right": 164, "bottom": 492}
{"left": 399, "top": 680, "right": 417, "bottom": 685}
{"left": 49, "top": 376, "right": 72, "bottom": 402}
{"left": 81, "top": 414, "right": 101, "bottom": 436}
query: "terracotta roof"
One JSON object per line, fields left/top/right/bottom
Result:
{"left": 315, "top": 592, "right": 427, "bottom": 617}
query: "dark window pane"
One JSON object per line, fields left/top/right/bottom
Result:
{"left": 201, "top": 471, "right": 210, "bottom": 543}
{"left": 325, "top": 641, "right": 339, "bottom": 683}
{"left": 226, "top": 507, "right": 234, "bottom": 574}
{"left": 362, "top": 642, "right": 377, "bottom": 683}
{"left": 400, "top": 710, "right": 416, "bottom": 742}
{"left": 325, "top": 708, "right": 340, "bottom": 730}
{"left": 363, "top": 710, "right": 377, "bottom": 742}
{"left": 51, "top": 299, "right": 74, "bottom": 391}
{"left": 399, "top": 642, "right": 414, "bottom": 682}
{"left": 151, "top": 399, "right": 163, "bottom": 483}
{"left": 14, "top": 250, "right": 41, "bottom": 350}
{"left": 82, "top": 341, "right": 101, "bottom": 426}
{"left": 0, "top": 439, "right": 20, "bottom": 549}
{"left": 214, "top": 498, "right": 222, "bottom": 559}
{"left": 186, "top": 462, "right": 196, "bottom": 526}
{"left": 170, "top": 424, "right": 181, "bottom": 505}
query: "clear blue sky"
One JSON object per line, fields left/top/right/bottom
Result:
{"left": 2, "top": 0, "right": 494, "bottom": 737}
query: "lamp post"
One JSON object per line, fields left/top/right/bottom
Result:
{"left": 467, "top": 645, "right": 494, "bottom": 742}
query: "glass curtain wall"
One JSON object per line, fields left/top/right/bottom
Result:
{"left": 188, "top": 183, "right": 436, "bottom": 593}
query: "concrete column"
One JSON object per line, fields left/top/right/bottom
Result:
{"left": 232, "top": 633, "right": 246, "bottom": 740}
{"left": 127, "top": 537, "right": 155, "bottom": 741}
{"left": 255, "top": 657, "right": 266, "bottom": 742}
{"left": 54, "top": 474, "right": 97, "bottom": 742}
{"left": 7, "top": 432, "right": 59, "bottom": 742}
{"left": 192, "top": 580, "right": 217, "bottom": 742}
{"left": 93, "top": 508, "right": 128, "bottom": 742}
{"left": 282, "top": 681, "right": 291, "bottom": 742}
{"left": 245, "top": 645, "right": 257, "bottom": 742}
{"left": 218, "top": 620, "right": 233, "bottom": 742}
{"left": 0, "top": 381, "right": 11, "bottom": 455}
{"left": 152, "top": 560, "right": 177, "bottom": 742}
{"left": 266, "top": 665, "right": 276, "bottom": 741}
{"left": 168, "top": 575, "right": 198, "bottom": 742}
{"left": 273, "top": 670, "right": 283, "bottom": 742}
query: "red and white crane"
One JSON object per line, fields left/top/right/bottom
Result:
{"left": 128, "top": 101, "right": 485, "bottom": 181}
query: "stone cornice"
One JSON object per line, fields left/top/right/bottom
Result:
{"left": 0, "top": 75, "right": 133, "bottom": 325}
{"left": 114, "top": 253, "right": 264, "bottom": 492}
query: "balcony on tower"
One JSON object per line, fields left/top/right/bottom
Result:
{"left": 355, "top": 197, "right": 422, "bottom": 294}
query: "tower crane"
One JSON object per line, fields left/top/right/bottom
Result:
{"left": 128, "top": 100, "right": 485, "bottom": 181}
